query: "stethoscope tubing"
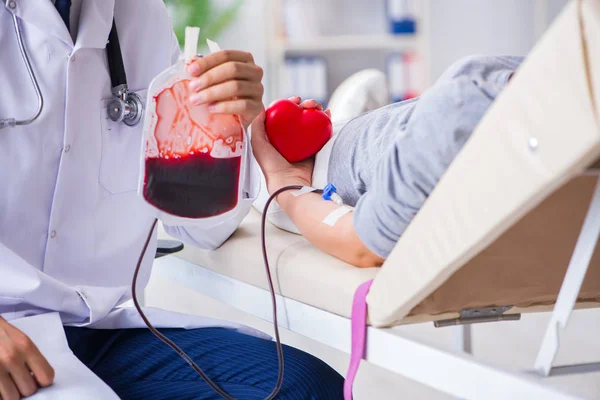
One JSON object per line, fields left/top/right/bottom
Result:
{"left": 1, "top": 14, "right": 141, "bottom": 130}
{"left": 0, "top": 13, "right": 44, "bottom": 129}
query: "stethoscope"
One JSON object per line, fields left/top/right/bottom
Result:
{"left": 0, "top": 10, "right": 143, "bottom": 129}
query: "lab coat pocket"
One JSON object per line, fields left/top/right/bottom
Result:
{"left": 99, "top": 89, "right": 148, "bottom": 194}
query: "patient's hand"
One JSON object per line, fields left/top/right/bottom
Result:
{"left": 252, "top": 98, "right": 327, "bottom": 194}
{"left": 253, "top": 99, "right": 384, "bottom": 268}
{"left": 287, "top": 96, "right": 332, "bottom": 118}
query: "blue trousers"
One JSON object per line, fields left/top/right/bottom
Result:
{"left": 64, "top": 327, "right": 343, "bottom": 400}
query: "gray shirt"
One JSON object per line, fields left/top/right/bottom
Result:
{"left": 327, "top": 55, "right": 524, "bottom": 258}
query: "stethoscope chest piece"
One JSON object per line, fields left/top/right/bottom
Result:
{"left": 107, "top": 91, "right": 144, "bottom": 127}
{"left": 105, "top": 20, "right": 144, "bottom": 127}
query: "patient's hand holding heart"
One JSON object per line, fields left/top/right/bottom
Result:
{"left": 265, "top": 99, "right": 333, "bottom": 163}
{"left": 252, "top": 98, "right": 331, "bottom": 194}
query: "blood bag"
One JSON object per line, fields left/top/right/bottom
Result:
{"left": 134, "top": 30, "right": 283, "bottom": 400}
{"left": 139, "top": 28, "right": 250, "bottom": 226}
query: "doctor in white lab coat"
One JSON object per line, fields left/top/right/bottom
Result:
{"left": 0, "top": 1, "right": 344, "bottom": 399}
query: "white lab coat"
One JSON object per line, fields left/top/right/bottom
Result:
{"left": 0, "top": 0, "right": 264, "bottom": 338}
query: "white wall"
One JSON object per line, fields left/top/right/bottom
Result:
{"left": 549, "top": 0, "right": 571, "bottom": 19}
{"left": 429, "top": 0, "right": 568, "bottom": 80}
{"left": 208, "top": 0, "right": 570, "bottom": 99}
{"left": 429, "top": 0, "right": 535, "bottom": 79}
{"left": 207, "top": 0, "right": 270, "bottom": 99}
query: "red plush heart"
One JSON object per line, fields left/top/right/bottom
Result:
{"left": 265, "top": 99, "right": 333, "bottom": 163}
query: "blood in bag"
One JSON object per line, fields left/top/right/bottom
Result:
{"left": 143, "top": 79, "right": 243, "bottom": 219}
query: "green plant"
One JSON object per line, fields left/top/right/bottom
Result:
{"left": 164, "top": 0, "right": 243, "bottom": 47}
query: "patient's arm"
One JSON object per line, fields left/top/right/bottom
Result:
{"left": 276, "top": 190, "right": 385, "bottom": 268}
{"left": 251, "top": 106, "right": 384, "bottom": 268}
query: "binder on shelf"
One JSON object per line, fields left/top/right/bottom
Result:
{"left": 310, "top": 57, "right": 328, "bottom": 107}
{"left": 282, "top": 57, "right": 297, "bottom": 100}
{"left": 386, "top": 0, "right": 417, "bottom": 35}
{"left": 296, "top": 57, "right": 311, "bottom": 100}
{"left": 282, "top": 0, "right": 321, "bottom": 40}
{"left": 404, "top": 52, "right": 421, "bottom": 100}
{"left": 387, "top": 52, "right": 421, "bottom": 102}
{"left": 282, "top": 56, "right": 328, "bottom": 106}
{"left": 282, "top": 57, "right": 298, "bottom": 99}
{"left": 387, "top": 53, "right": 407, "bottom": 103}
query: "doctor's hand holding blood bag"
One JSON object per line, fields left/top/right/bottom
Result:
{"left": 141, "top": 31, "right": 263, "bottom": 221}
{"left": 0, "top": 29, "right": 266, "bottom": 400}
{"left": 0, "top": 3, "right": 345, "bottom": 397}
{"left": 186, "top": 50, "right": 265, "bottom": 130}
{"left": 143, "top": 46, "right": 264, "bottom": 221}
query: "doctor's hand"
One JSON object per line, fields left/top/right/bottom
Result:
{"left": 0, "top": 317, "right": 54, "bottom": 399}
{"left": 187, "top": 50, "right": 264, "bottom": 130}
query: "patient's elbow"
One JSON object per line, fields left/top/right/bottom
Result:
{"left": 353, "top": 248, "right": 385, "bottom": 269}
{"left": 339, "top": 228, "right": 385, "bottom": 268}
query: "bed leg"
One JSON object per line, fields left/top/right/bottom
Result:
{"left": 453, "top": 324, "right": 473, "bottom": 355}
{"left": 534, "top": 177, "right": 600, "bottom": 376}
{"left": 453, "top": 325, "right": 473, "bottom": 400}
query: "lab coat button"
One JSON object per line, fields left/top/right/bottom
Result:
{"left": 64, "top": 145, "right": 71, "bottom": 153}
{"left": 8, "top": 1, "right": 16, "bottom": 10}
{"left": 50, "top": 230, "right": 57, "bottom": 239}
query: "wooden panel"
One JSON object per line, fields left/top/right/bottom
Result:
{"left": 411, "top": 175, "right": 600, "bottom": 316}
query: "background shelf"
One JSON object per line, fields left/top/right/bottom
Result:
{"left": 261, "top": 0, "right": 562, "bottom": 106}
{"left": 278, "top": 34, "right": 420, "bottom": 53}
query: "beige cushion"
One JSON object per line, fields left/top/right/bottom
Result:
{"left": 409, "top": 173, "right": 600, "bottom": 318}
{"left": 159, "top": 194, "right": 600, "bottom": 325}
{"left": 367, "top": 0, "right": 600, "bottom": 327}
{"left": 159, "top": 210, "right": 378, "bottom": 319}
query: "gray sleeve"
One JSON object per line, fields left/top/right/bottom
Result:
{"left": 353, "top": 75, "right": 500, "bottom": 258}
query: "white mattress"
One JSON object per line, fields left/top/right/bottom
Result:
{"left": 159, "top": 210, "right": 378, "bottom": 319}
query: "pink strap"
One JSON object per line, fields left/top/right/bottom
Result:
{"left": 344, "top": 279, "right": 374, "bottom": 400}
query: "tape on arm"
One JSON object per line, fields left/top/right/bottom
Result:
{"left": 323, "top": 206, "right": 353, "bottom": 227}
{"left": 292, "top": 186, "right": 318, "bottom": 197}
